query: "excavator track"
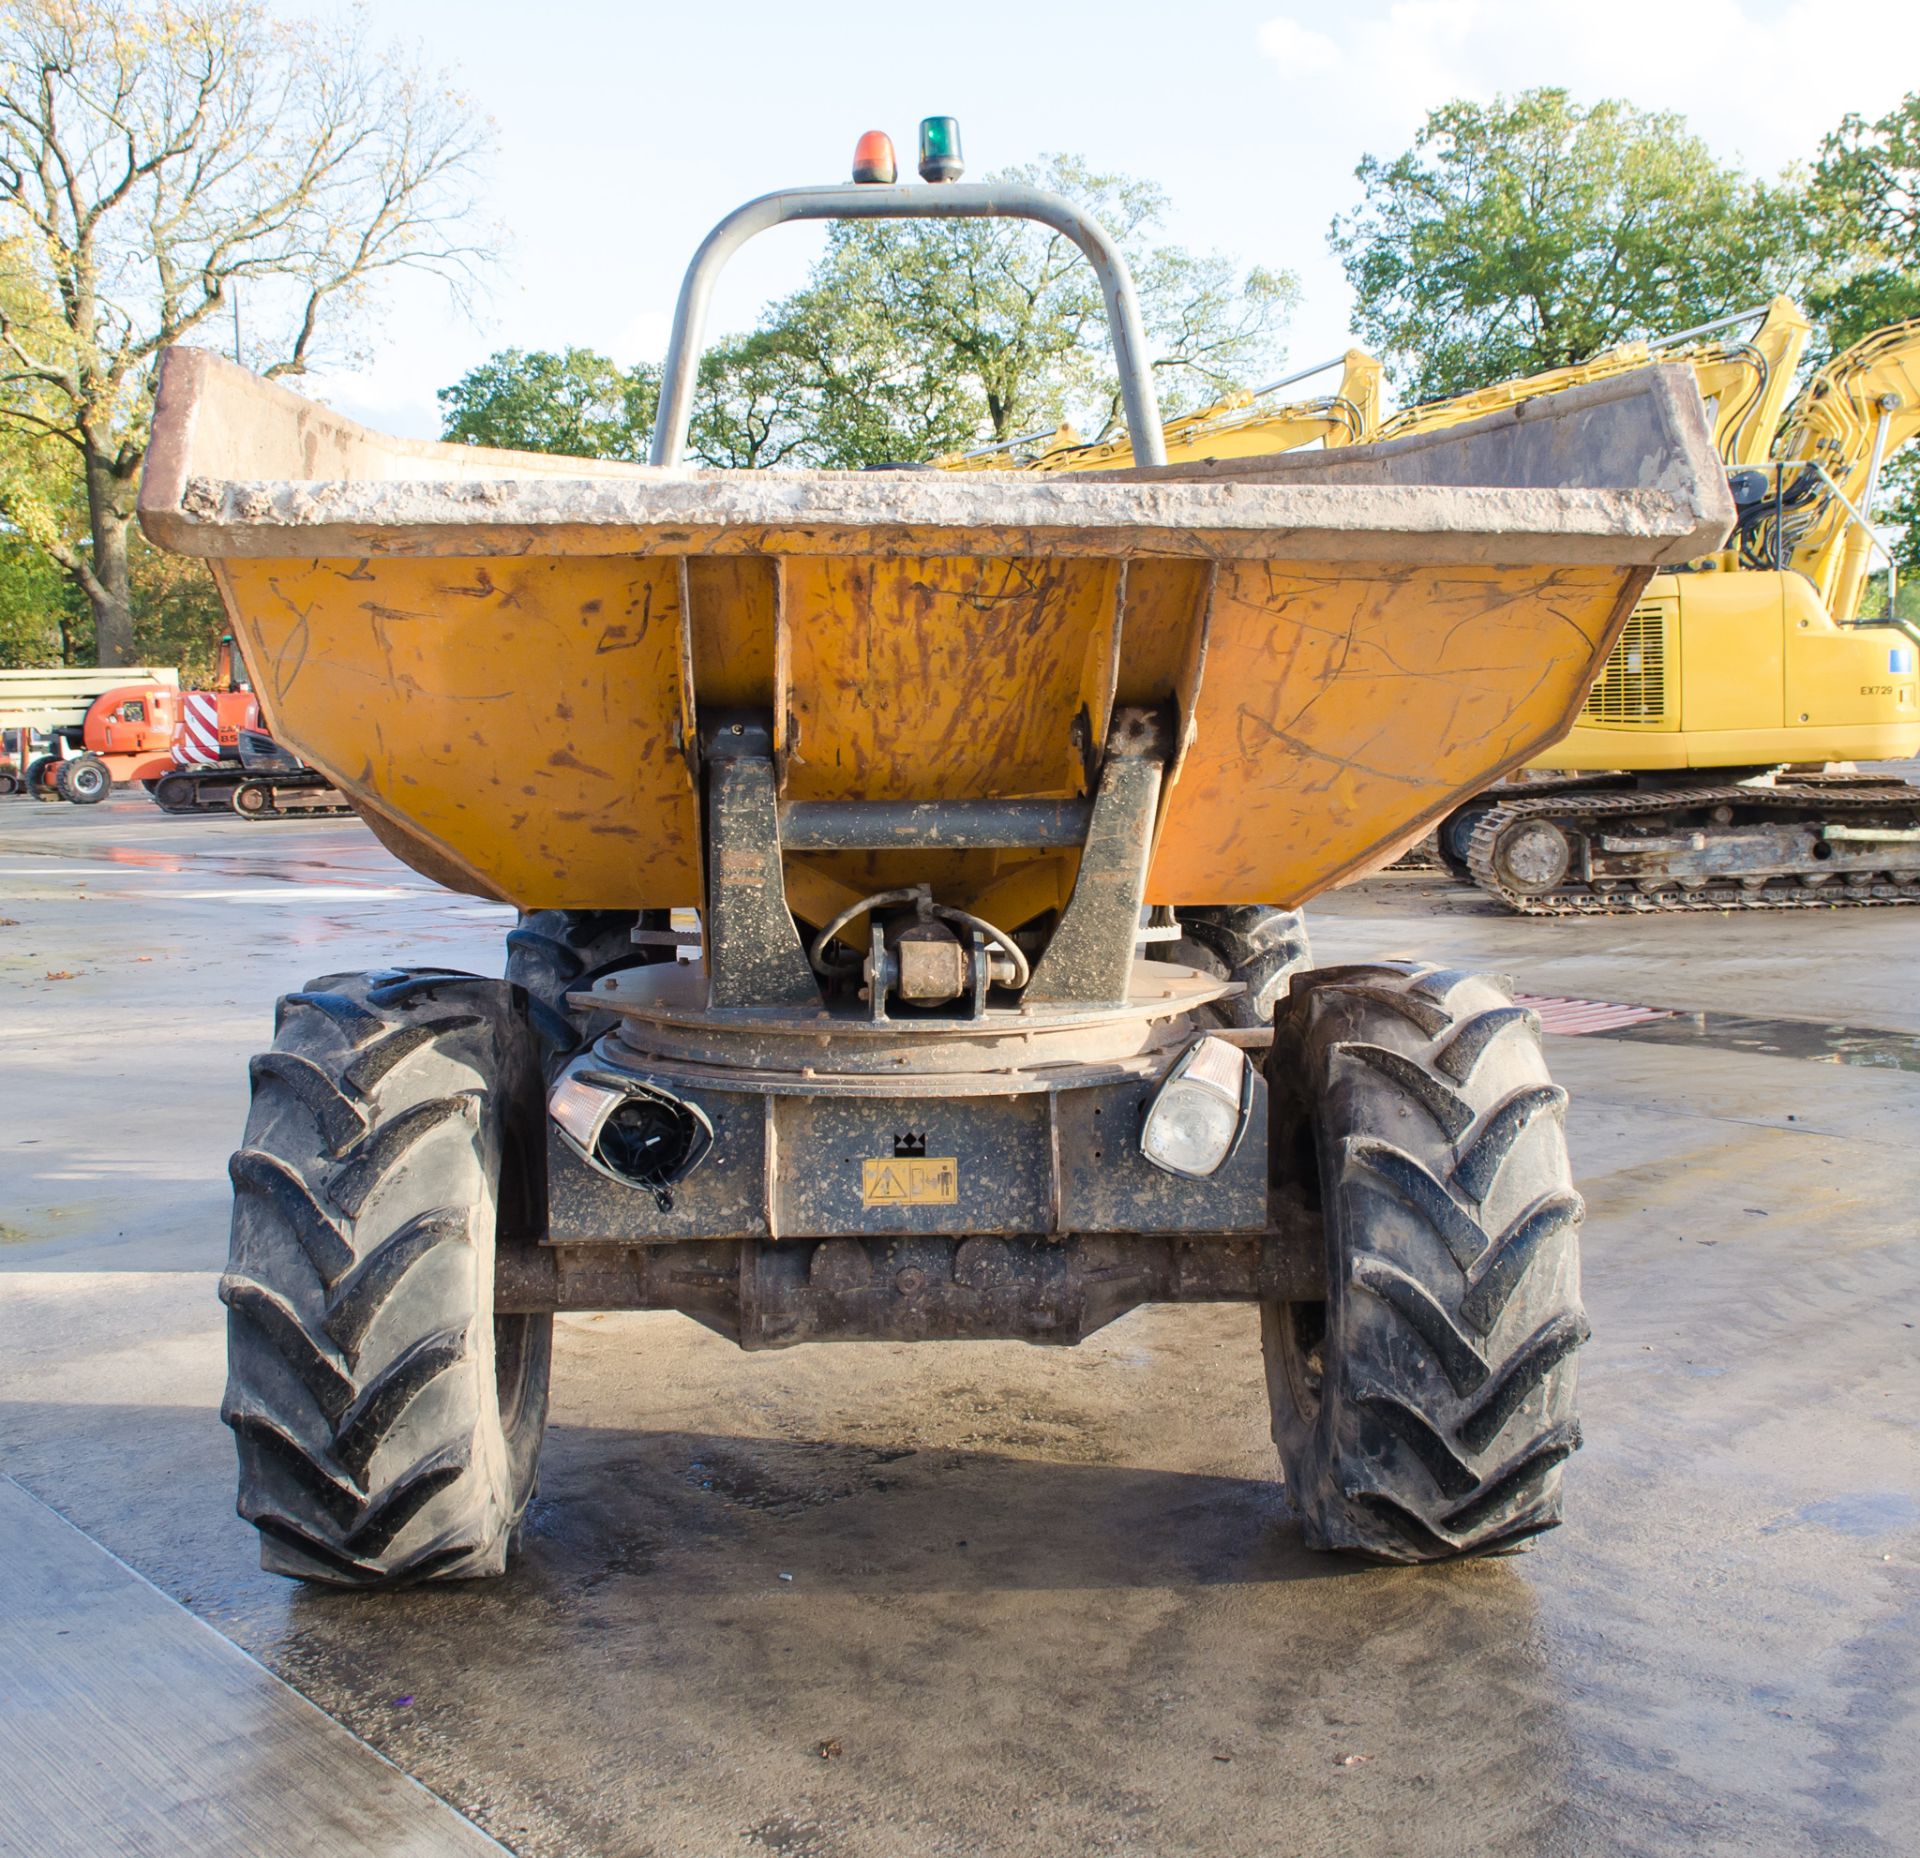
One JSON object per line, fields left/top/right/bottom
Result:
{"left": 151, "top": 766, "right": 353, "bottom": 819}
{"left": 1465, "top": 780, "right": 1920, "bottom": 914}
{"left": 229, "top": 773, "right": 356, "bottom": 820}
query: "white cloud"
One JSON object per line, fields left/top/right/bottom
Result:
{"left": 1255, "top": 17, "right": 1343, "bottom": 73}
{"left": 1255, "top": 0, "right": 1920, "bottom": 169}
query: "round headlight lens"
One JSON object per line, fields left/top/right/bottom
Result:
{"left": 1140, "top": 1035, "right": 1252, "bottom": 1179}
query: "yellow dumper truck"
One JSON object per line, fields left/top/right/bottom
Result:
{"left": 141, "top": 132, "right": 1731, "bottom": 1582}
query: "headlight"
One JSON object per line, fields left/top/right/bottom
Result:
{"left": 1140, "top": 1035, "right": 1253, "bottom": 1179}
{"left": 548, "top": 1064, "right": 714, "bottom": 1208}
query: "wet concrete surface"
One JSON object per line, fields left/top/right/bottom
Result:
{"left": 1583, "top": 1008, "right": 1920, "bottom": 1073}
{"left": 2, "top": 792, "right": 1916, "bottom": 1857}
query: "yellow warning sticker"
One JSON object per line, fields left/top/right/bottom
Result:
{"left": 860, "top": 1157, "right": 959, "bottom": 1207}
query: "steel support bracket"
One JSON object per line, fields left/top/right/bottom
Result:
{"left": 1023, "top": 707, "right": 1168, "bottom": 1005}
{"left": 702, "top": 713, "right": 821, "bottom": 1010}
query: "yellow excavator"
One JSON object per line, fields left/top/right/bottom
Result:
{"left": 1379, "top": 296, "right": 1812, "bottom": 472}
{"left": 964, "top": 299, "right": 1920, "bottom": 911}
{"left": 1425, "top": 309, "right": 1920, "bottom": 912}
{"left": 934, "top": 348, "right": 1385, "bottom": 471}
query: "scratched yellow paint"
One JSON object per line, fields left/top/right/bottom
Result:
{"left": 218, "top": 555, "right": 700, "bottom": 907}
{"left": 685, "top": 557, "right": 777, "bottom": 709}
{"left": 212, "top": 547, "right": 1625, "bottom": 919}
{"left": 1147, "top": 561, "right": 1630, "bottom": 904}
{"left": 777, "top": 557, "right": 1117, "bottom": 802}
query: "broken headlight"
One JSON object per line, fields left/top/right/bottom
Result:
{"left": 549, "top": 1064, "right": 715, "bottom": 1207}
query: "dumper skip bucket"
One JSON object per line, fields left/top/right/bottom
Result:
{"left": 140, "top": 181, "right": 1730, "bottom": 925}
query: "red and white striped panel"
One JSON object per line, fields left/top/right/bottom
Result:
{"left": 1513, "top": 993, "right": 1677, "bottom": 1035}
{"left": 173, "top": 691, "right": 223, "bottom": 767}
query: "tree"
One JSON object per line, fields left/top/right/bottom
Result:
{"left": 1802, "top": 92, "right": 1920, "bottom": 576}
{"left": 0, "top": 525, "right": 83, "bottom": 663}
{"left": 0, "top": 0, "right": 492, "bottom": 666}
{"left": 1332, "top": 89, "right": 1799, "bottom": 403}
{"left": 685, "top": 285, "right": 986, "bottom": 469}
{"left": 707, "top": 155, "right": 1296, "bottom": 466}
{"left": 1807, "top": 91, "right": 1920, "bottom": 346}
{"left": 443, "top": 156, "right": 1297, "bottom": 472}
{"left": 439, "top": 346, "right": 656, "bottom": 459}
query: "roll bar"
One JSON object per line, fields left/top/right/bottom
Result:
{"left": 648, "top": 182, "right": 1167, "bottom": 469}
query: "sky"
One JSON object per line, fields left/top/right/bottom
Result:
{"left": 271, "top": 0, "right": 1920, "bottom": 440}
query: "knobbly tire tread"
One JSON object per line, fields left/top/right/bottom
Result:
{"left": 222, "top": 970, "right": 551, "bottom": 1587}
{"left": 1169, "top": 905, "right": 1312, "bottom": 1029}
{"left": 506, "top": 908, "right": 672, "bottom": 1068}
{"left": 1263, "top": 960, "right": 1587, "bottom": 1561}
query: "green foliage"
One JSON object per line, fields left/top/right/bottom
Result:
{"left": 0, "top": 350, "right": 91, "bottom": 666}
{"left": 0, "top": 529, "right": 87, "bottom": 666}
{"left": 438, "top": 347, "right": 658, "bottom": 458}
{"left": 698, "top": 156, "right": 1295, "bottom": 465}
{"left": 130, "top": 541, "right": 229, "bottom": 684}
{"left": 0, "top": 524, "right": 229, "bottom": 674}
{"left": 1333, "top": 89, "right": 1799, "bottom": 403}
{"left": 440, "top": 156, "right": 1296, "bottom": 471}
{"left": 1864, "top": 452, "right": 1920, "bottom": 578}
{"left": 1805, "top": 91, "right": 1920, "bottom": 346}
{"left": 686, "top": 277, "right": 982, "bottom": 469}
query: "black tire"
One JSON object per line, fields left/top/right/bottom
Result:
{"left": 1166, "top": 905, "right": 1312, "bottom": 1029}
{"left": 0, "top": 769, "right": 18, "bottom": 796}
{"left": 56, "top": 755, "right": 111, "bottom": 804}
{"left": 25, "top": 755, "right": 60, "bottom": 801}
{"left": 221, "top": 968, "right": 552, "bottom": 1586}
{"left": 505, "top": 907, "right": 671, "bottom": 1070}
{"left": 1263, "top": 961, "right": 1586, "bottom": 1561}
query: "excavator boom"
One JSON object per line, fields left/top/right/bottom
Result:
{"left": 937, "top": 352, "right": 1384, "bottom": 473}
{"left": 1774, "top": 319, "right": 1920, "bottom": 621}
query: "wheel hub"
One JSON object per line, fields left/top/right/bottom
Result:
{"left": 1495, "top": 819, "right": 1574, "bottom": 891}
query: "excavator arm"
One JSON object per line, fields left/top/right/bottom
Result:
{"left": 936, "top": 351, "right": 1385, "bottom": 472}
{"left": 1773, "top": 320, "right": 1920, "bottom": 621}
{"left": 1381, "top": 298, "right": 1810, "bottom": 474}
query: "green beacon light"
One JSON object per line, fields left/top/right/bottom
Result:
{"left": 918, "top": 116, "right": 964, "bottom": 184}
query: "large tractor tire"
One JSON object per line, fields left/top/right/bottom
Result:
{"left": 1168, "top": 905, "right": 1312, "bottom": 1029}
{"left": 56, "top": 754, "right": 111, "bottom": 804}
{"left": 25, "top": 755, "right": 61, "bottom": 801}
{"left": 1264, "top": 961, "right": 1587, "bottom": 1561}
{"left": 506, "top": 907, "right": 672, "bottom": 1070}
{"left": 221, "top": 968, "right": 551, "bottom": 1586}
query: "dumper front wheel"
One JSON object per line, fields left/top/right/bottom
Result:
{"left": 1264, "top": 962, "right": 1587, "bottom": 1561}
{"left": 221, "top": 969, "right": 550, "bottom": 1586}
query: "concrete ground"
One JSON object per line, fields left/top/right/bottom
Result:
{"left": 1, "top": 792, "right": 1916, "bottom": 1858}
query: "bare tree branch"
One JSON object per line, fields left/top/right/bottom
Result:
{"left": 0, "top": 0, "right": 496, "bottom": 662}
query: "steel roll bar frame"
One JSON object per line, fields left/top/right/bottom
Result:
{"left": 649, "top": 182, "right": 1167, "bottom": 469}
